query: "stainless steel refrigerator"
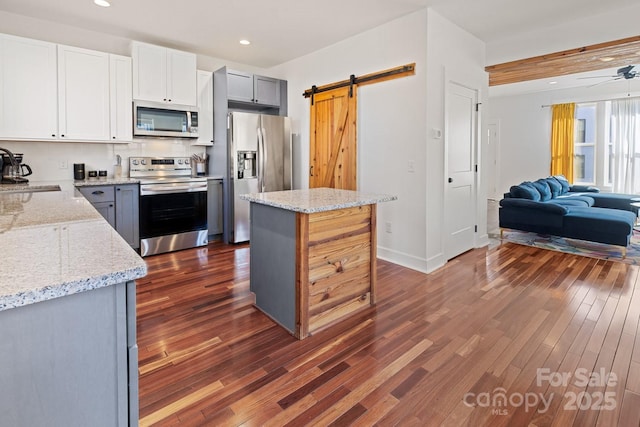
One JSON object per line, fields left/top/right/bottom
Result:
{"left": 229, "top": 112, "right": 291, "bottom": 243}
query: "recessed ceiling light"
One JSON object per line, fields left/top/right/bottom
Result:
{"left": 94, "top": 0, "right": 110, "bottom": 6}
{"left": 549, "top": 81, "right": 558, "bottom": 85}
{"left": 599, "top": 57, "right": 615, "bottom": 62}
{"left": 239, "top": 40, "right": 251, "bottom": 46}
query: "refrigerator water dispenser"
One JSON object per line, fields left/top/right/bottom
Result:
{"left": 237, "top": 151, "right": 257, "bottom": 179}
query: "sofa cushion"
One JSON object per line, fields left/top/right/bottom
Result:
{"left": 585, "top": 192, "right": 639, "bottom": 212}
{"left": 500, "top": 198, "right": 568, "bottom": 214}
{"left": 569, "top": 185, "right": 599, "bottom": 193}
{"left": 531, "top": 179, "right": 552, "bottom": 201}
{"left": 545, "top": 178, "right": 562, "bottom": 198}
{"left": 548, "top": 199, "right": 591, "bottom": 208}
{"left": 563, "top": 207, "right": 635, "bottom": 246}
{"left": 510, "top": 182, "right": 541, "bottom": 201}
{"left": 551, "top": 175, "right": 571, "bottom": 194}
{"left": 555, "top": 194, "right": 595, "bottom": 206}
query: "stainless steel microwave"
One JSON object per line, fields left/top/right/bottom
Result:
{"left": 133, "top": 101, "right": 199, "bottom": 138}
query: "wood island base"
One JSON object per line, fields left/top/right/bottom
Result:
{"left": 249, "top": 203, "right": 377, "bottom": 339}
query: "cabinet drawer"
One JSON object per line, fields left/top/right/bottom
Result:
{"left": 78, "top": 185, "right": 115, "bottom": 203}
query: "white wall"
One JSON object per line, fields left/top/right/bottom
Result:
{"left": 487, "top": 79, "right": 640, "bottom": 194}
{"left": 270, "top": 9, "right": 487, "bottom": 273}
{"left": 270, "top": 9, "right": 429, "bottom": 272}
{"left": 425, "top": 10, "right": 488, "bottom": 272}
{"left": 0, "top": 11, "right": 267, "bottom": 181}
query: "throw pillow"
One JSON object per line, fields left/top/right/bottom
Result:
{"left": 551, "top": 175, "right": 570, "bottom": 194}
{"left": 531, "top": 179, "right": 552, "bottom": 201}
{"left": 510, "top": 182, "right": 541, "bottom": 201}
{"left": 545, "top": 177, "right": 562, "bottom": 198}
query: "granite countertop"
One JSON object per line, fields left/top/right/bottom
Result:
{"left": 0, "top": 181, "right": 147, "bottom": 311}
{"left": 73, "top": 177, "right": 140, "bottom": 187}
{"left": 239, "top": 188, "right": 397, "bottom": 213}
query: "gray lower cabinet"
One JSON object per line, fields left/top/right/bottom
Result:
{"left": 79, "top": 184, "right": 139, "bottom": 249}
{"left": 0, "top": 281, "right": 138, "bottom": 427}
{"left": 93, "top": 200, "right": 116, "bottom": 227}
{"left": 208, "top": 178, "right": 223, "bottom": 236}
{"left": 115, "top": 184, "right": 140, "bottom": 248}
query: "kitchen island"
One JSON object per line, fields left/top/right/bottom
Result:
{"left": 240, "top": 188, "right": 396, "bottom": 339}
{"left": 0, "top": 181, "right": 146, "bottom": 426}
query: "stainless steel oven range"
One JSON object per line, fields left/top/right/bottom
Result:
{"left": 130, "top": 156, "right": 207, "bottom": 257}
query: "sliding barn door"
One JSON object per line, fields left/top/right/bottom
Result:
{"left": 309, "top": 86, "right": 357, "bottom": 190}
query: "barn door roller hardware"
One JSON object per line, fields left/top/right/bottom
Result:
{"left": 303, "top": 63, "right": 416, "bottom": 101}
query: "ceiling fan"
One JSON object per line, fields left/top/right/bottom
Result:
{"left": 579, "top": 65, "right": 639, "bottom": 87}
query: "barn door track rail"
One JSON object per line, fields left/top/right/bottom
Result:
{"left": 303, "top": 63, "right": 416, "bottom": 105}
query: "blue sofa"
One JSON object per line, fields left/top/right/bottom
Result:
{"left": 499, "top": 175, "right": 637, "bottom": 249}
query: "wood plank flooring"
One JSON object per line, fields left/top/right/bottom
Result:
{"left": 136, "top": 241, "right": 640, "bottom": 426}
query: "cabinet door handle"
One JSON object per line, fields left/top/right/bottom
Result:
{"left": 92, "top": 190, "right": 104, "bottom": 195}
{"left": 309, "top": 165, "right": 314, "bottom": 177}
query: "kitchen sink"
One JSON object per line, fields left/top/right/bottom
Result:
{"left": 0, "top": 184, "right": 61, "bottom": 194}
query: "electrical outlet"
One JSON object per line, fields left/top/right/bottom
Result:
{"left": 58, "top": 160, "right": 68, "bottom": 169}
{"left": 408, "top": 161, "right": 415, "bottom": 173}
{"left": 385, "top": 221, "right": 392, "bottom": 233}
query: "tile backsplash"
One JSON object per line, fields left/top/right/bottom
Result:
{"left": 0, "top": 139, "right": 210, "bottom": 182}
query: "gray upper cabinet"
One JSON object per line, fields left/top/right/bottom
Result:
{"left": 227, "top": 69, "right": 281, "bottom": 107}
{"left": 254, "top": 75, "right": 281, "bottom": 107}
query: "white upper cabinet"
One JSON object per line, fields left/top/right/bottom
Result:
{"left": 0, "top": 34, "right": 58, "bottom": 139}
{"left": 0, "top": 34, "right": 133, "bottom": 143}
{"left": 132, "top": 41, "right": 197, "bottom": 106}
{"left": 110, "top": 55, "right": 133, "bottom": 142}
{"left": 194, "top": 70, "right": 213, "bottom": 146}
{"left": 58, "top": 45, "right": 110, "bottom": 140}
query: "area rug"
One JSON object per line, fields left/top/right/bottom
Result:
{"left": 496, "top": 229, "right": 640, "bottom": 265}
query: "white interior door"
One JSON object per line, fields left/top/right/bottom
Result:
{"left": 445, "top": 82, "right": 477, "bottom": 260}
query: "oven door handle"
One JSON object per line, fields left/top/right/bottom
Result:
{"left": 140, "top": 184, "right": 207, "bottom": 196}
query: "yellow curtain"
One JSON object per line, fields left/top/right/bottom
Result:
{"left": 550, "top": 103, "right": 576, "bottom": 182}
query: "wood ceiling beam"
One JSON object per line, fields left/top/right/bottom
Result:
{"left": 486, "top": 35, "right": 640, "bottom": 86}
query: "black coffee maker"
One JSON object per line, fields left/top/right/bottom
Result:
{"left": 0, "top": 149, "right": 32, "bottom": 184}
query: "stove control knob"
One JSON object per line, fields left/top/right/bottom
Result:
{"left": 132, "top": 160, "right": 139, "bottom": 165}
{"left": 185, "top": 159, "right": 190, "bottom": 165}
{"left": 177, "top": 159, "right": 183, "bottom": 164}
{"left": 141, "top": 159, "right": 147, "bottom": 165}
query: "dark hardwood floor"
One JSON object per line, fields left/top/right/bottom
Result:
{"left": 136, "top": 240, "right": 640, "bottom": 426}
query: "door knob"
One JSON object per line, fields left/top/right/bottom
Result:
{"left": 448, "top": 177, "right": 453, "bottom": 183}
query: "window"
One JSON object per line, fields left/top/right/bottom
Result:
{"left": 571, "top": 97, "right": 640, "bottom": 192}
{"left": 573, "top": 104, "right": 596, "bottom": 185}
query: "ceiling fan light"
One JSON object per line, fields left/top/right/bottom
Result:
{"left": 239, "top": 39, "right": 251, "bottom": 46}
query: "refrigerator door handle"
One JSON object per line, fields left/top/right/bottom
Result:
{"left": 257, "top": 127, "right": 264, "bottom": 192}
{"left": 259, "top": 127, "right": 268, "bottom": 192}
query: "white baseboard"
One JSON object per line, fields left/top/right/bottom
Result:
{"left": 377, "top": 246, "right": 429, "bottom": 273}
{"left": 476, "top": 233, "right": 490, "bottom": 248}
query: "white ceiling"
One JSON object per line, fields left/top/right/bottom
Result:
{"left": 0, "top": 0, "right": 638, "bottom": 69}
{"left": 0, "top": 0, "right": 639, "bottom": 98}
